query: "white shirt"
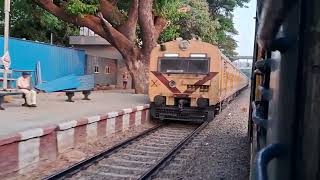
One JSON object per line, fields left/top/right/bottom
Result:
{"left": 17, "top": 77, "right": 31, "bottom": 89}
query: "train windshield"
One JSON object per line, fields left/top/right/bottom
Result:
{"left": 159, "top": 57, "right": 209, "bottom": 74}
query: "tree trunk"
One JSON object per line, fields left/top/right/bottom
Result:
{"left": 123, "top": 51, "right": 150, "bottom": 94}
{"left": 131, "top": 65, "right": 149, "bottom": 94}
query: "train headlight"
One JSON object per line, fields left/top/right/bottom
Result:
{"left": 169, "top": 80, "right": 176, "bottom": 88}
{"left": 197, "top": 98, "right": 209, "bottom": 108}
{"left": 154, "top": 95, "right": 166, "bottom": 106}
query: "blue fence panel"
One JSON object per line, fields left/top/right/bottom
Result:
{"left": 0, "top": 37, "right": 86, "bottom": 86}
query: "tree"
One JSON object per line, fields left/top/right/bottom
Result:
{"left": 0, "top": 0, "right": 79, "bottom": 46}
{"left": 30, "top": 0, "right": 174, "bottom": 94}
{"left": 158, "top": 0, "right": 220, "bottom": 44}
{"left": 207, "top": 0, "right": 250, "bottom": 58}
{"left": 161, "top": 0, "right": 219, "bottom": 44}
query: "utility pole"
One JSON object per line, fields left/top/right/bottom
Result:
{"left": 50, "top": 33, "right": 53, "bottom": 44}
{"left": 4, "top": 0, "right": 10, "bottom": 53}
{"left": 2, "top": 0, "right": 11, "bottom": 90}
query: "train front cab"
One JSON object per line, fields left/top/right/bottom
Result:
{"left": 148, "top": 40, "right": 221, "bottom": 122}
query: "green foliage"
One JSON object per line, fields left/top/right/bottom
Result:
{"left": 154, "top": 0, "right": 181, "bottom": 18}
{"left": 41, "top": 12, "right": 64, "bottom": 31}
{"left": 65, "top": 0, "right": 98, "bottom": 16}
{"left": 0, "top": 0, "right": 79, "bottom": 46}
{"left": 182, "top": 0, "right": 219, "bottom": 43}
{"left": 206, "top": 0, "right": 250, "bottom": 58}
{"left": 156, "top": 0, "right": 187, "bottom": 43}
{"left": 159, "top": 24, "right": 181, "bottom": 43}
{"left": 158, "top": 0, "right": 219, "bottom": 45}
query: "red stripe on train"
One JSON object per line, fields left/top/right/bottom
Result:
{"left": 151, "top": 71, "right": 181, "bottom": 93}
{"left": 184, "top": 72, "right": 218, "bottom": 94}
{"left": 151, "top": 71, "right": 218, "bottom": 95}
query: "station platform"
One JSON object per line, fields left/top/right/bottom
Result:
{"left": 0, "top": 90, "right": 148, "bottom": 138}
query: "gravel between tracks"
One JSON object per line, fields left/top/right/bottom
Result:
{"left": 169, "top": 89, "right": 250, "bottom": 180}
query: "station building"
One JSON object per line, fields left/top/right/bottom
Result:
{"left": 69, "top": 27, "right": 132, "bottom": 89}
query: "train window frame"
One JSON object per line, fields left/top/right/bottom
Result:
{"left": 157, "top": 56, "right": 210, "bottom": 74}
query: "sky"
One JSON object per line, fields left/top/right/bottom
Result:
{"left": 233, "top": 0, "right": 257, "bottom": 56}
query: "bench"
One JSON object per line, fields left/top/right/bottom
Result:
{"left": 0, "top": 69, "right": 35, "bottom": 110}
{"left": 0, "top": 90, "right": 26, "bottom": 110}
{"left": 63, "top": 75, "right": 94, "bottom": 102}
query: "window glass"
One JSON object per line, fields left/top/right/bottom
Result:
{"left": 188, "top": 60, "right": 209, "bottom": 73}
{"left": 159, "top": 57, "right": 209, "bottom": 74}
{"left": 94, "top": 66, "right": 99, "bottom": 73}
{"left": 105, "top": 66, "right": 111, "bottom": 74}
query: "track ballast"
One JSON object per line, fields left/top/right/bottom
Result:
{"left": 44, "top": 122, "right": 209, "bottom": 180}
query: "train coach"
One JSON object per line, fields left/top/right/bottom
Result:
{"left": 148, "top": 39, "right": 249, "bottom": 122}
{"left": 248, "top": 0, "right": 320, "bottom": 179}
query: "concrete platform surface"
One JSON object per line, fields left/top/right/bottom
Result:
{"left": 0, "top": 90, "right": 148, "bottom": 138}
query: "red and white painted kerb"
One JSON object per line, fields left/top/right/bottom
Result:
{"left": 0, "top": 104, "right": 150, "bottom": 176}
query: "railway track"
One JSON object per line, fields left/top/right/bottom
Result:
{"left": 44, "top": 121, "right": 209, "bottom": 180}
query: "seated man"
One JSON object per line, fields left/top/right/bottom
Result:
{"left": 17, "top": 72, "right": 37, "bottom": 107}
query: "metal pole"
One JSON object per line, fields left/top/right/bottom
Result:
{"left": 50, "top": 33, "right": 53, "bottom": 44}
{"left": 3, "top": 0, "right": 10, "bottom": 90}
{"left": 4, "top": 0, "right": 10, "bottom": 53}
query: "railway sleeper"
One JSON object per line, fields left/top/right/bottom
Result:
{"left": 100, "top": 157, "right": 153, "bottom": 167}
{"left": 127, "top": 145, "right": 168, "bottom": 152}
{"left": 118, "top": 152, "right": 160, "bottom": 159}
{"left": 151, "top": 130, "right": 193, "bottom": 136}
{"left": 134, "top": 143, "right": 176, "bottom": 149}
{"left": 145, "top": 135, "right": 186, "bottom": 141}
{"left": 134, "top": 144, "right": 172, "bottom": 150}
{"left": 136, "top": 139, "right": 178, "bottom": 145}
{"left": 90, "top": 164, "right": 143, "bottom": 175}
{"left": 120, "top": 148, "right": 166, "bottom": 156}
{"left": 110, "top": 154, "right": 159, "bottom": 162}
{"left": 81, "top": 170, "right": 139, "bottom": 179}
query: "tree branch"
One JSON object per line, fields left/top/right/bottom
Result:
{"left": 99, "top": 0, "right": 126, "bottom": 26}
{"left": 97, "top": 12, "right": 134, "bottom": 53}
{"left": 154, "top": 16, "right": 168, "bottom": 41}
{"left": 118, "top": 0, "right": 139, "bottom": 41}
{"left": 33, "top": 0, "right": 132, "bottom": 56}
{"left": 138, "top": 0, "right": 156, "bottom": 55}
{"left": 34, "top": 0, "right": 106, "bottom": 36}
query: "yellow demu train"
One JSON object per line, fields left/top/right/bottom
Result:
{"left": 148, "top": 39, "right": 249, "bottom": 122}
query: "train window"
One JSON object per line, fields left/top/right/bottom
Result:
{"left": 159, "top": 57, "right": 209, "bottom": 74}
{"left": 188, "top": 59, "right": 208, "bottom": 73}
{"left": 160, "top": 58, "right": 188, "bottom": 73}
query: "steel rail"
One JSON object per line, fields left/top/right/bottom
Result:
{"left": 138, "top": 121, "right": 209, "bottom": 180}
{"left": 43, "top": 124, "right": 164, "bottom": 180}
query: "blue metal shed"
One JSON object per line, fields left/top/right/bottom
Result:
{"left": 0, "top": 36, "right": 86, "bottom": 84}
